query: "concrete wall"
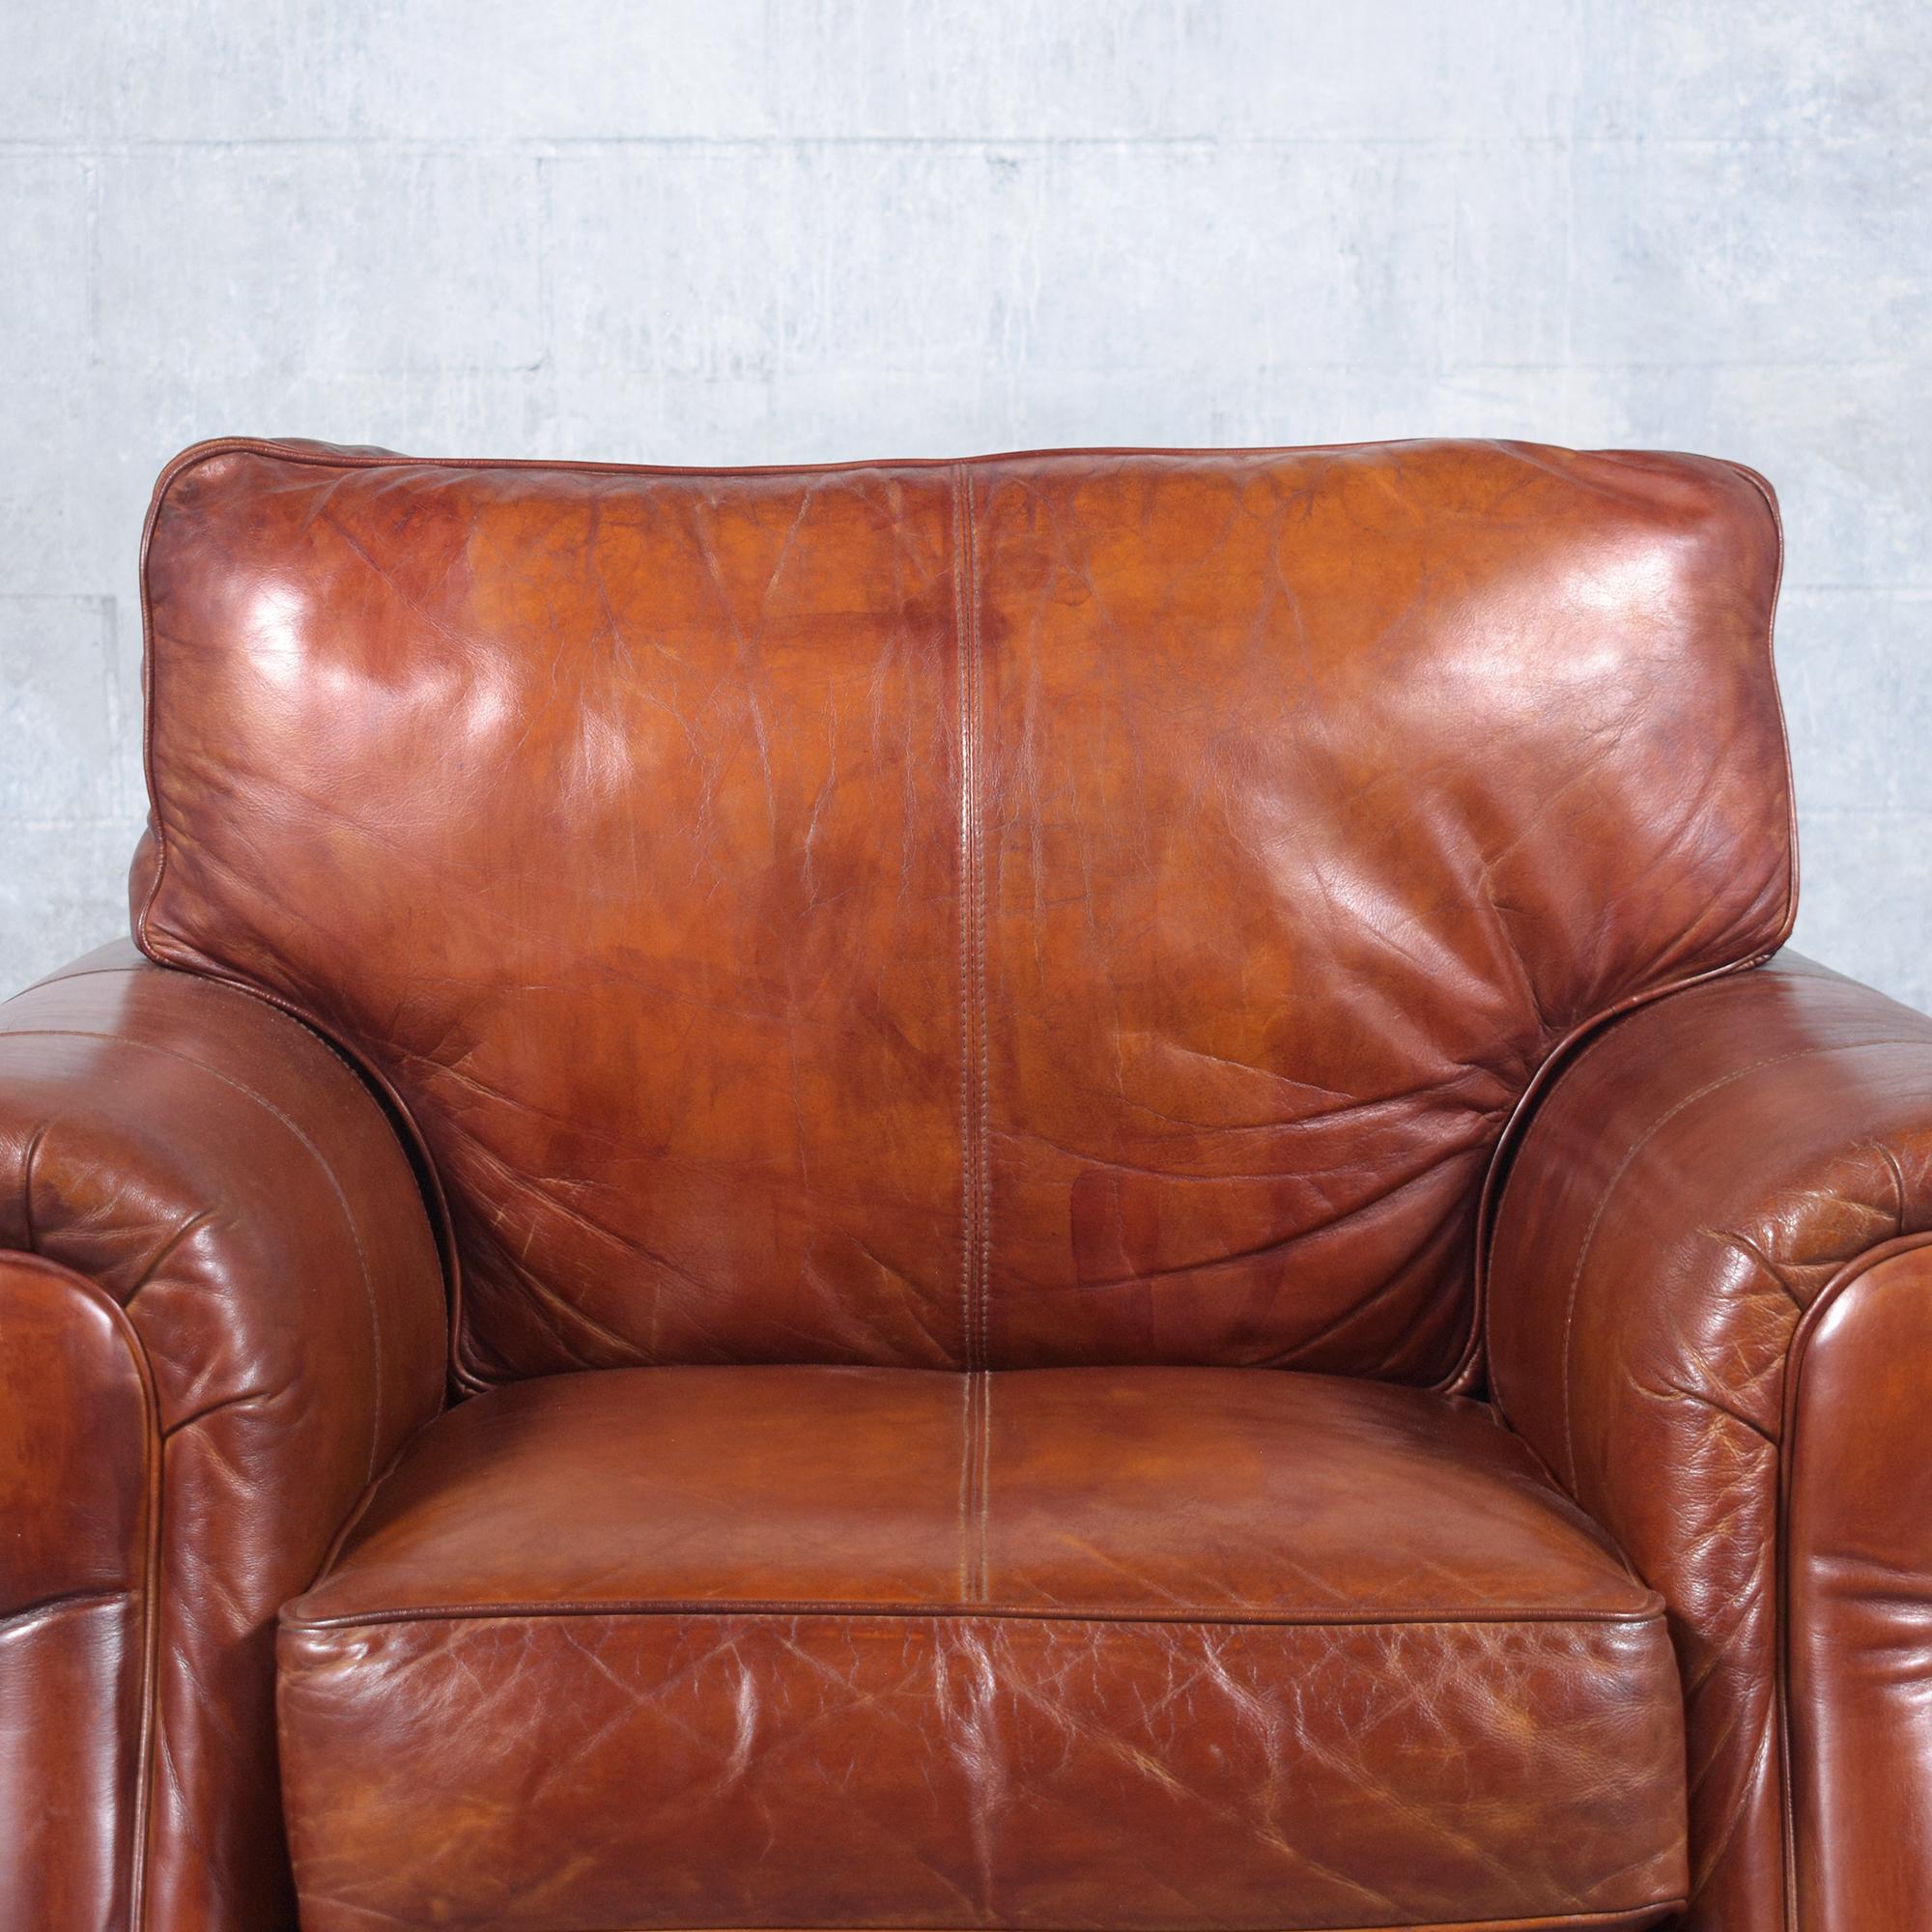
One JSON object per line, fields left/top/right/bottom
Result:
{"left": 4, "top": 2, "right": 1928, "bottom": 1001}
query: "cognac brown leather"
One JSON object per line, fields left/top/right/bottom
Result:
{"left": 0, "top": 943, "right": 445, "bottom": 1932}
{"left": 1490, "top": 954, "right": 1932, "bottom": 1930}
{"left": 1, "top": 1253, "right": 154, "bottom": 1932}
{"left": 1785, "top": 1241, "right": 1932, "bottom": 1931}
{"left": 278, "top": 1366, "right": 1688, "bottom": 1931}
{"left": 132, "top": 438, "right": 1793, "bottom": 1390}
{"left": 15, "top": 435, "right": 1931, "bottom": 1932}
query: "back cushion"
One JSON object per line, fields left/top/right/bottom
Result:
{"left": 135, "top": 439, "right": 1794, "bottom": 1386}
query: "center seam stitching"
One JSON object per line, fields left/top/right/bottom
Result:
{"left": 953, "top": 467, "right": 992, "bottom": 1605}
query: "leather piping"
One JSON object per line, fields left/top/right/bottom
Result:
{"left": 309, "top": 1908, "right": 1686, "bottom": 1932}
{"left": 0, "top": 1253, "right": 165, "bottom": 1932}
{"left": 136, "top": 431, "right": 1531, "bottom": 490}
{"left": 283, "top": 1599, "right": 1666, "bottom": 1633}
{"left": 277, "top": 1911, "right": 1686, "bottom": 1932}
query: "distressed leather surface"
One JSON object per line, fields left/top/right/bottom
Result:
{"left": 134, "top": 437, "right": 1794, "bottom": 1390}
{"left": 0, "top": 944, "right": 446, "bottom": 1932}
{"left": 0, "top": 1254, "right": 153, "bottom": 1932}
{"left": 1786, "top": 1243, "right": 1932, "bottom": 1931}
{"left": 1488, "top": 954, "right": 1932, "bottom": 1931}
{"left": 279, "top": 1365, "right": 1688, "bottom": 1931}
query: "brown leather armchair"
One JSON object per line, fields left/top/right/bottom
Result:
{"left": 2, "top": 437, "right": 1924, "bottom": 1932}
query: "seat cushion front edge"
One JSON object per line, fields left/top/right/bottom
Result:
{"left": 277, "top": 1599, "right": 1688, "bottom": 1932}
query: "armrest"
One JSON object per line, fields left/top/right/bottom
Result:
{"left": 1487, "top": 952, "right": 1932, "bottom": 1932}
{"left": 0, "top": 943, "right": 445, "bottom": 1932}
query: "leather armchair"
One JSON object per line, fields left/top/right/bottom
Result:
{"left": 3, "top": 435, "right": 1926, "bottom": 1931}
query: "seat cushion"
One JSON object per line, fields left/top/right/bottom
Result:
{"left": 278, "top": 1367, "right": 1689, "bottom": 1932}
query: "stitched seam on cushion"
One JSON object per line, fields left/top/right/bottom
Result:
{"left": 1552, "top": 1037, "right": 1932, "bottom": 1491}
{"left": 965, "top": 475, "right": 991, "bottom": 1372}
{"left": 953, "top": 1371, "right": 972, "bottom": 1602}
{"left": 957, "top": 1371, "right": 989, "bottom": 1604}
{"left": 0, "top": 1026, "right": 389, "bottom": 1481}
{"left": 948, "top": 471, "right": 992, "bottom": 1604}
{"left": 951, "top": 469, "right": 977, "bottom": 1372}
{"left": 978, "top": 1371, "right": 993, "bottom": 1603}
{"left": 285, "top": 1601, "right": 1669, "bottom": 1634}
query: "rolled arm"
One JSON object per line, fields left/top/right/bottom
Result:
{"left": 1488, "top": 952, "right": 1932, "bottom": 1932}
{"left": 0, "top": 943, "right": 445, "bottom": 1932}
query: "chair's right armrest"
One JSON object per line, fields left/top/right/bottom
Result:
{"left": 0, "top": 942, "right": 446, "bottom": 1932}
{"left": 1486, "top": 952, "right": 1932, "bottom": 1931}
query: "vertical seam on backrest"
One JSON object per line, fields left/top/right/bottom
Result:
{"left": 952, "top": 468, "right": 993, "bottom": 1606}
{"left": 953, "top": 466, "right": 991, "bottom": 1373}
{"left": 951, "top": 468, "right": 980, "bottom": 1371}
{"left": 965, "top": 478, "right": 992, "bottom": 1373}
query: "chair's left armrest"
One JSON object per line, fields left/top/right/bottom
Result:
{"left": 1487, "top": 952, "right": 1932, "bottom": 1932}
{"left": 0, "top": 942, "right": 445, "bottom": 1932}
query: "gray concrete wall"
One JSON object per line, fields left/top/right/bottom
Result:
{"left": 3, "top": 3, "right": 1927, "bottom": 1002}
